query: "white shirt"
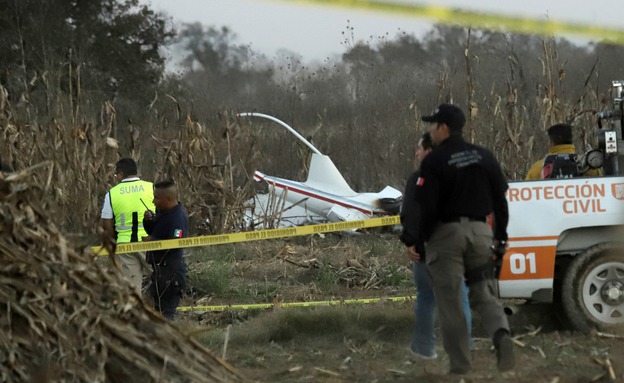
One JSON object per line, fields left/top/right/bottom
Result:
{"left": 100, "top": 177, "right": 141, "bottom": 219}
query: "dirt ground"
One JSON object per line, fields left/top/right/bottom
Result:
{"left": 179, "top": 232, "right": 624, "bottom": 383}
{"left": 180, "top": 304, "right": 623, "bottom": 383}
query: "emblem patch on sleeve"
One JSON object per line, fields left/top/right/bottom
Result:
{"left": 174, "top": 229, "right": 183, "bottom": 238}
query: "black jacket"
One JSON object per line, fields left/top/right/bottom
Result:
{"left": 417, "top": 135, "right": 509, "bottom": 242}
{"left": 399, "top": 171, "right": 426, "bottom": 258}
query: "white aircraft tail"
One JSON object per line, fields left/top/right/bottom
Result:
{"left": 304, "top": 154, "right": 356, "bottom": 197}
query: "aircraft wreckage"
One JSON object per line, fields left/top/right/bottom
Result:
{"left": 238, "top": 113, "right": 402, "bottom": 229}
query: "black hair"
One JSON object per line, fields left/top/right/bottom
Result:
{"left": 420, "top": 132, "right": 433, "bottom": 150}
{"left": 154, "top": 179, "right": 178, "bottom": 199}
{"left": 154, "top": 180, "right": 175, "bottom": 189}
{"left": 115, "top": 158, "right": 138, "bottom": 177}
{"left": 547, "top": 123, "right": 573, "bottom": 146}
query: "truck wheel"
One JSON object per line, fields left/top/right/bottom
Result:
{"left": 561, "top": 243, "right": 624, "bottom": 333}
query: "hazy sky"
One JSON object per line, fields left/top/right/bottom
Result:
{"left": 143, "top": 0, "right": 621, "bottom": 63}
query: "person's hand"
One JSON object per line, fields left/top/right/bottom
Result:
{"left": 142, "top": 235, "right": 152, "bottom": 242}
{"left": 490, "top": 239, "right": 507, "bottom": 261}
{"left": 406, "top": 245, "right": 421, "bottom": 262}
{"left": 491, "top": 239, "right": 507, "bottom": 279}
{"left": 144, "top": 210, "right": 154, "bottom": 220}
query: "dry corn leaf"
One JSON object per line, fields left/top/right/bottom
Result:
{"left": 105, "top": 137, "right": 118, "bottom": 148}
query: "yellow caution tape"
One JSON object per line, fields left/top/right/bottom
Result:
{"left": 91, "top": 215, "right": 400, "bottom": 255}
{"left": 286, "top": 0, "right": 624, "bottom": 44}
{"left": 177, "top": 295, "right": 415, "bottom": 312}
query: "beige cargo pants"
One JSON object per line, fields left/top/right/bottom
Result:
{"left": 118, "top": 252, "right": 146, "bottom": 295}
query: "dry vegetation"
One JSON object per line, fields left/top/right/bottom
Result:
{"left": 0, "top": 168, "right": 245, "bottom": 382}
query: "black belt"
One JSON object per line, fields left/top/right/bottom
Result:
{"left": 442, "top": 216, "right": 486, "bottom": 223}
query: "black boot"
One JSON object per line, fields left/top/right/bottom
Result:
{"left": 494, "top": 329, "right": 515, "bottom": 372}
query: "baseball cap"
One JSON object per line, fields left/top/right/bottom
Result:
{"left": 421, "top": 104, "right": 466, "bottom": 131}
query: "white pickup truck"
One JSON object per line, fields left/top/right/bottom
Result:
{"left": 499, "top": 80, "right": 624, "bottom": 333}
{"left": 500, "top": 177, "right": 624, "bottom": 332}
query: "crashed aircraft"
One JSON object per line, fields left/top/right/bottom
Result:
{"left": 238, "top": 113, "right": 402, "bottom": 228}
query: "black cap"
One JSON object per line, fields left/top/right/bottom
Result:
{"left": 421, "top": 104, "right": 466, "bottom": 131}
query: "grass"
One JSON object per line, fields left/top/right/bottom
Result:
{"left": 236, "top": 281, "right": 280, "bottom": 300}
{"left": 191, "top": 303, "right": 414, "bottom": 348}
{"left": 378, "top": 263, "right": 412, "bottom": 287}
{"left": 314, "top": 263, "right": 341, "bottom": 293}
{"left": 177, "top": 303, "right": 420, "bottom": 383}
{"left": 187, "top": 261, "right": 233, "bottom": 296}
{"left": 174, "top": 231, "right": 422, "bottom": 381}
{"left": 177, "top": 232, "right": 417, "bottom": 367}
{"left": 188, "top": 244, "right": 255, "bottom": 263}
{"left": 183, "top": 232, "right": 411, "bottom": 304}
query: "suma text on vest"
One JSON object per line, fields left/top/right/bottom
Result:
{"left": 118, "top": 184, "right": 146, "bottom": 194}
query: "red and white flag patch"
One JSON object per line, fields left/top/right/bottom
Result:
{"left": 416, "top": 177, "right": 425, "bottom": 186}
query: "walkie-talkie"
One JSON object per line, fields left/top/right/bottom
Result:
{"left": 140, "top": 198, "right": 154, "bottom": 215}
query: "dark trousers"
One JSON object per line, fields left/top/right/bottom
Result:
{"left": 426, "top": 219, "right": 509, "bottom": 373}
{"left": 149, "top": 259, "right": 186, "bottom": 320}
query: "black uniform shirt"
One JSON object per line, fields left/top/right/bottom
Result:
{"left": 144, "top": 203, "right": 189, "bottom": 265}
{"left": 417, "top": 134, "right": 509, "bottom": 242}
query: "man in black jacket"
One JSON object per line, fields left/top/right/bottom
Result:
{"left": 400, "top": 132, "right": 473, "bottom": 360}
{"left": 142, "top": 180, "right": 189, "bottom": 319}
{"left": 416, "top": 104, "right": 514, "bottom": 375}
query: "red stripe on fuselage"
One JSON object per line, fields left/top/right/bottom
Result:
{"left": 263, "top": 178, "right": 374, "bottom": 215}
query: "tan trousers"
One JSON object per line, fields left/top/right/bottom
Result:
{"left": 426, "top": 219, "right": 509, "bottom": 373}
{"left": 118, "top": 252, "right": 145, "bottom": 295}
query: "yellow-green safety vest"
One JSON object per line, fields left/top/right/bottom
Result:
{"left": 110, "top": 180, "right": 155, "bottom": 243}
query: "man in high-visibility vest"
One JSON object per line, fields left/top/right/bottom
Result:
{"left": 100, "top": 158, "right": 155, "bottom": 294}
